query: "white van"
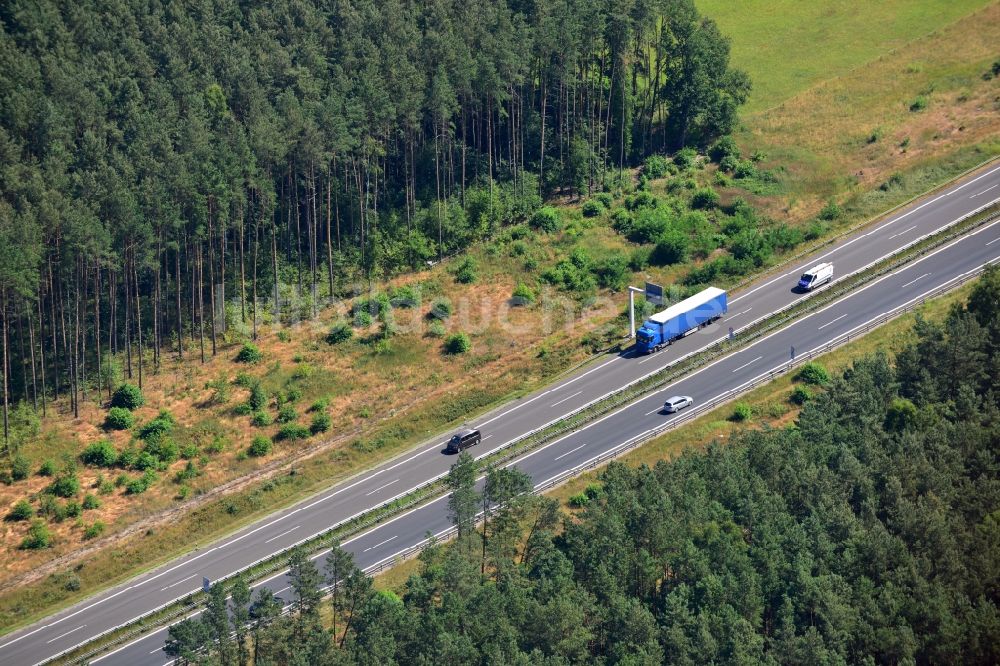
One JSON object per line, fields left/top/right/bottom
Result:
{"left": 798, "top": 262, "right": 833, "bottom": 291}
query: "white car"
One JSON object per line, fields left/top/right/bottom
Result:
{"left": 663, "top": 395, "right": 693, "bottom": 413}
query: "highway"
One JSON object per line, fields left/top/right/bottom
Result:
{"left": 2, "top": 161, "right": 999, "bottom": 666}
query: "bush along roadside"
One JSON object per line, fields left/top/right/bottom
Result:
{"left": 57, "top": 199, "right": 1000, "bottom": 665}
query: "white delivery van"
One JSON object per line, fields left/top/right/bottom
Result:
{"left": 798, "top": 262, "right": 833, "bottom": 291}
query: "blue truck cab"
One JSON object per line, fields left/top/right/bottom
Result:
{"left": 636, "top": 287, "right": 727, "bottom": 354}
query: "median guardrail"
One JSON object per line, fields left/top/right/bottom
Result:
{"left": 56, "top": 198, "right": 1000, "bottom": 665}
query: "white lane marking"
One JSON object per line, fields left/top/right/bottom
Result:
{"left": 19, "top": 198, "right": 1000, "bottom": 666}
{"left": 730, "top": 272, "right": 791, "bottom": 303}
{"left": 482, "top": 434, "right": 493, "bottom": 441}
{"left": 887, "top": 224, "right": 917, "bottom": 240}
{"left": 987, "top": 237, "right": 1000, "bottom": 246}
{"left": 554, "top": 443, "right": 587, "bottom": 461}
{"left": 731, "top": 308, "right": 753, "bottom": 317}
{"left": 46, "top": 625, "right": 86, "bottom": 644}
{"left": 104, "top": 225, "right": 1000, "bottom": 666}
{"left": 730, "top": 162, "right": 1000, "bottom": 305}
{"left": 731, "top": 355, "right": 762, "bottom": 373}
{"left": 159, "top": 574, "right": 196, "bottom": 592}
{"left": 112, "top": 231, "right": 1000, "bottom": 666}
{"left": 362, "top": 535, "right": 398, "bottom": 553}
{"left": 364, "top": 479, "right": 399, "bottom": 497}
{"left": 475, "top": 389, "right": 552, "bottom": 427}
{"left": 899, "top": 272, "right": 930, "bottom": 289}
{"left": 550, "top": 391, "right": 583, "bottom": 407}
{"left": 151, "top": 646, "right": 165, "bottom": 654}
{"left": 970, "top": 183, "right": 997, "bottom": 198}
{"left": 817, "top": 314, "right": 848, "bottom": 330}
{"left": 559, "top": 356, "right": 623, "bottom": 388}
{"left": 645, "top": 405, "right": 664, "bottom": 416}
{"left": 263, "top": 525, "right": 300, "bottom": 545}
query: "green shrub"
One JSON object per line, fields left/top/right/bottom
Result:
{"left": 568, "top": 493, "right": 590, "bottom": 509}
{"left": 125, "top": 470, "right": 157, "bottom": 495}
{"left": 643, "top": 154, "right": 670, "bottom": 179}
{"left": 11, "top": 454, "right": 30, "bottom": 481}
{"left": 796, "top": 362, "right": 830, "bottom": 385}
{"left": 98, "top": 477, "right": 115, "bottom": 495}
{"left": 110, "top": 383, "right": 144, "bottom": 410}
{"left": 308, "top": 398, "right": 330, "bottom": 413}
{"left": 83, "top": 521, "right": 106, "bottom": 540}
{"left": 909, "top": 95, "right": 928, "bottom": 112}
{"left": 50, "top": 473, "right": 80, "bottom": 498}
{"left": 248, "top": 382, "right": 268, "bottom": 411}
{"left": 673, "top": 147, "right": 697, "bottom": 169}
{"left": 709, "top": 136, "right": 740, "bottom": 163}
{"left": 133, "top": 451, "right": 159, "bottom": 471}
{"left": 584, "top": 484, "right": 605, "bottom": 501}
{"left": 205, "top": 436, "right": 227, "bottom": 454}
{"left": 7, "top": 499, "right": 34, "bottom": 521}
{"left": 176, "top": 485, "right": 191, "bottom": 500}
{"left": 733, "top": 160, "right": 758, "bottom": 179}
{"left": 233, "top": 371, "right": 256, "bottom": 388}
{"left": 511, "top": 282, "right": 535, "bottom": 306}
{"left": 594, "top": 192, "right": 614, "bottom": 208}
{"left": 628, "top": 247, "right": 652, "bottom": 272}
{"left": 390, "top": 284, "right": 419, "bottom": 308}
{"left": 173, "top": 460, "right": 199, "bottom": 484}
{"left": 530, "top": 206, "right": 561, "bottom": 233}
{"left": 291, "top": 364, "right": 313, "bottom": 380}
{"left": 275, "top": 424, "right": 311, "bottom": 441}
{"left": 581, "top": 200, "right": 603, "bottom": 218}
{"left": 804, "top": 220, "right": 828, "bottom": 241}
{"left": 730, "top": 402, "right": 752, "bottom": 422}
{"left": 354, "top": 309, "right": 373, "bottom": 327}
{"left": 65, "top": 500, "right": 82, "bottom": 518}
{"left": 429, "top": 299, "right": 452, "bottom": 320}
{"left": 427, "top": 319, "right": 447, "bottom": 338}
{"left": 180, "top": 444, "right": 199, "bottom": 460}
{"left": 789, "top": 386, "right": 812, "bottom": 406}
{"left": 444, "top": 332, "right": 471, "bottom": 355}
{"left": 453, "top": 257, "right": 478, "bottom": 284}
{"left": 104, "top": 407, "right": 135, "bottom": 431}
{"left": 236, "top": 343, "right": 263, "bottom": 364}
{"left": 82, "top": 494, "right": 101, "bottom": 510}
{"left": 232, "top": 402, "right": 253, "bottom": 416}
{"left": 326, "top": 323, "right": 353, "bottom": 345}
{"left": 276, "top": 405, "right": 298, "bottom": 424}
{"left": 138, "top": 414, "right": 174, "bottom": 442}
{"left": 81, "top": 440, "right": 118, "bottom": 468}
{"left": 251, "top": 411, "right": 273, "bottom": 427}
{"left": 651, "top": 230, "right": 690, "bottom": 266}
{"left": 20, "top": 519, "right": 51, "bottom": 549}
{"left": 144, "top": 438, "right": 179, "bottom": 464}
{"left": 624, "top": 191, "right": 658, "bottom": 212}
{"left": 310, "top": 413, "right": 332, "bottom": 435}
{"left": 818, "top": 200, "right": 842, "bottom": 221}
{"left": 204, "top": 377, "right": 231, "bottom": 405}
{"left": 248, "top": 435, "right": 272, "bottom": 457}
{"left": 691, "top": 187, "right": 720, "bottom": 209}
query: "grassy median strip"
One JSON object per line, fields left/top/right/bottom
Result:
{"left": 60, "top": 198, "right": 1000, "bottom": 664}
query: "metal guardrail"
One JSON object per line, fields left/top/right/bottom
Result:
{"left": 60, "top": 199, "right": 1000, "bottom": 664}
{"left": 366, "top": 253, "right": 999, "bottom": 579}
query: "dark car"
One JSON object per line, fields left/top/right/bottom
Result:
{"left": 446, "top": 428, "right": 481, "bottom": 454}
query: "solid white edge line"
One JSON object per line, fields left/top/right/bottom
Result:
{"left": 58, "top": 236, "right": 1000, "bottom": 666}
{"left": 16, "top": 186, "right": 1000, "bottom": 663}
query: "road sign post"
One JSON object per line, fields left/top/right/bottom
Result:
{"left": 627, "top": 286, "right": 645, "bottom": 338}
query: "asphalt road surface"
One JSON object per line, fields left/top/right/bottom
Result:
{"left": 3, "top": 161, "right": 999, "bottom": 666}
